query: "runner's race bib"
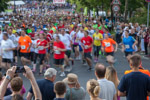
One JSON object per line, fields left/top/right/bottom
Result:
{"left": 38, "top": 46, "right": 44, "bottom": 50}
{"left": 95, "top": 37, "right": 99, "bottom": 40}
{"left": 55, "top": 50, "right": 60, "bottom": 54}
{"left": 21, "top": 45, "right": 26, "bottom": 50}
{"left": 105, "top": 43, "right": 110, "bottom": 47}
{"left": 85, "top": 45, "right": 88, "bottom": 49}
{"left": 125, "top": 45, "right": 130, "bottom": 49}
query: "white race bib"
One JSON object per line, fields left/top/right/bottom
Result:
{"left": 85, "top": 45, "right": 88, "bottom": 49}
{"left": 95, "top": 37, "right": 99, "bottom": 40}
{"left": 55, "top": 50, "right": 60, "bottom": 54}
{"left": 21, "top": 45, "right": 26, "bottom": 50}
{"left": 125, "top": 45, "right": 130, "bottom": 49}
{"left": 105, "top": 43, "right": 110, "bottom": 47}
{"left": 38, "top": 46, "right": 44, "bottom": 50}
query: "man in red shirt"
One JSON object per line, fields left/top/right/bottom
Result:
{"left": 81, "top": 31, "right": 93, "bottom": 71}
{"left": 53, "top": 35, "right": 66, "bottom": 77}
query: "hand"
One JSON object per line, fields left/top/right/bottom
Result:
{"left": 4, "top": 49, "right": 9, "bottom": 52}
{"left": 23, "top": 66, "right": 34, "bottom": 80}
{"left": 132, "top": 45, "right": 135, "bottom": 49}
{"left": 57, "top": 48, "right": 61, "bottom": 51}
{"left": 6, "top": 66, "right": 16, "bottom": 79}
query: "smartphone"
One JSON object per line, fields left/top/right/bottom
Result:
{"left": 15, "top": 66, "right": 26, "bottom": 73}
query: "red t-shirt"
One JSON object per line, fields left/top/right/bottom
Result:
{"left": 53, "top": 41, "right": 65, "bottom": 59}
{"left": 28, "top": 33, "right": 35, "bottom": 39}
{"left": 37, "top": 40, "right": 48, "bottom": 54}
{"left": 81, "top": 36, "right": 93, "bottom": 53}
{"left": 46, "top": 33, "right": 53, "bottom": 49}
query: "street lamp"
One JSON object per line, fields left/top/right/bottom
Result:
{"left": 13, "top": 0, "right": 16, "bottom": 13}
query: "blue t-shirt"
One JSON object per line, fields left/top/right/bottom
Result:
{"left": 123, "top": 36, "right": 135, "bottom": 52}
{"left": 29, "top": 79, "right": 56, "bottom": 100}
{"left": 4, "top": 95, "right": 26, "bottom": 100}
{"left": 118, "top": 72, "right": 150, "bottom": 100}
{"left": 54, "top": 98, "right": 66, "bottom": 100}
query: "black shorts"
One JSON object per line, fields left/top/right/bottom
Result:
{"left": 54, "top": 58, "right": 64, "bottom": 65}
{"left": 20, "top": 52, "right": 30, "bottom": 59}
{"left": 105, "top": 52, "right": 114, "bottom": 56}
{"left": 2, "top": 58, "right": 12, "bottom": 63}
{"left": 13, "top": 49, "right": 18, "bottom": 57}
{"left": 84, "top": 52, "right": 92, "bottom": 59}
{"left": 39, "top": 54, "right": 45, "bottom": 65}
{"left": 73, "top": 45, "right": 78, "bottom": 52}
{"left": 30, "top": 52, "right": 35, "bottom": 61}
{"left": 65, "top": 50, "right": 71, "bottom": 58}
{"left": 125, "top": 51, "right": 133, "bottom": 57}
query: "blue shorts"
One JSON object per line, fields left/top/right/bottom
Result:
{"left": 79, "top": 45, "right": 83, "bottom": 51}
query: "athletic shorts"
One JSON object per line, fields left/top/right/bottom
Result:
{"left": 2, "top": 58, "right": 12, "bottom": 63}
{"left": 39, "top": 54, "right": 45, "bottom": 65}
{"left": 105, "top": 52, "right": 114, "bottom": 56}
{"left": 46, "top": 49, "right": 50, "bottom": 53}
{"left": 124, "top": 51, "right": 133, "bottom": 57}
{"left": 20, "top": 52, "right": 30, "bottom": 59}
{"left": 73, "top": 45, "right": 78, "bottom": 52}
{"left": 65, "top": 50, "right": 71, "bottom": 58}
{"left": 79, "top": 45, "right": 83, "bottom": 51}
{"left": 54, "top": 58, "right": 64, "bottom": 65}
{"left": 13, "top": 49, "right": 18, "bottom": 57}
{"left": 30, "top": 52, "right": 35, "bottom": 61}
{"left": 84, "top": 52, "right": 92, "bottom": 59}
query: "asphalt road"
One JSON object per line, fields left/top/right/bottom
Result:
{"left": 14, "top": 48, "right": 150, "bottom": 100}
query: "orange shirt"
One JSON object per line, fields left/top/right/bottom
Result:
{"left": 125, "top": 69, "right": 150, "bottom": 77}
{"left": 18, "top": 35, "right": 32, "bottom": 53}
{"left": 102, "top": 38, "right": 116, "bottom": 53}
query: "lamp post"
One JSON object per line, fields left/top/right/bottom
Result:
{"left": 13, "top": 0, "right": 16, "bottom": 13}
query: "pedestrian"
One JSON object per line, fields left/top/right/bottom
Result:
{"left": 118, "top": 54, "right": 150, "bottom": 100}
{"left": 63, "top": 73, "right": 86, "bottom": 100}
{"left": 95, "top": 63, "right": 117, "bottom": 100}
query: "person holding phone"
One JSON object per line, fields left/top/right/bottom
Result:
{"left": 0, "top": 66, "right": 42, "bottom": 100}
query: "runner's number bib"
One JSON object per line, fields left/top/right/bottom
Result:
{"left": 38, "top": 46, "right": 44, "bottom": 50}
{"left": 125, "top": 45, "right": 130, "bottom": 49}
{"left": 55, "top": 50, "right": 60, "bottom": 54}
{"left": 105, "top": 43, "right": 110, "bottom": 47}
{"left": 21, "top": 45, "right": 26, "bottom": 50}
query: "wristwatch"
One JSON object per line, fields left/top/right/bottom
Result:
{"left": 5, "top": 75, "right": 11, "bottom": 81}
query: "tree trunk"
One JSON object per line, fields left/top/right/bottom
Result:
{"left": 124, "top": 0, "right": 128, "bottom": 22}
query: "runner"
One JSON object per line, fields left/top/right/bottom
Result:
{"left": 53, "top": 35, "right": 66, "bottom": 77}
{"left": 93, "top": 29, "right": 103, "bottom": 62}
{"left": 0, "top": 29, "right": 3, "bottom": 71}
{"left": 81, "top": 31, "right": 93, "bottom": 71}
{"left": 102, "top": 34, "right": 118, "bottom": 66}
{"left": 18, "top": 29, "right": 32, "bottom": 66}
{"left": 122, "top": 30, "right": 137, "bottom": 57}
{"left": 37, "top": 33, "right": 49, "bottom": 75}
{"left": 1, "top": 34, "right": 15, "bottom": 70}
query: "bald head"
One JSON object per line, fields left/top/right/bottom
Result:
{"left": 95, "top": 63, "right": 106, "bottom": 78}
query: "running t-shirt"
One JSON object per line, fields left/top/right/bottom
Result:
{"left": 18, "top": 35, "right": 32, "bottom": 53}
{"left": 123, "top": 36, "right": 135, "bottom": 52}
{"left": 125, "top": 69, "right": 150, "bottom": 77}
{"left": 93, "top": 33, "right": 103, "bottom": 46}
{"left": 81, "top": 36, "right": 93, "bottom": 53}
{"left": 37, "top": 40, "right": 47, "bottom": 54}
{"left": 102, "top": 38, "right": 116, "bottom": 53}
{"left": 53, "top": 41, "right": 65, "bottom": 59}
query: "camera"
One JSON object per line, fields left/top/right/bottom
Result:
{"left": 15, "top": 66, "right": 26, "bottom": 73}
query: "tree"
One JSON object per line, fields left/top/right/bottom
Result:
{"left": 0, "top": 0, "right": 10, "bottom": 13}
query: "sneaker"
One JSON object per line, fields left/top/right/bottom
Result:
{"left": 60, "top": 72, "right": 66, "bottom": 77}
{"left": 87, "top": 68, "right": 92, "bottom": 71}
{"left": 65, "top": 66, "right": 72, "bottom": 72}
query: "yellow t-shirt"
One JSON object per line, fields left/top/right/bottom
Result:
{"left": 93, "top": 33, "right": 103, "bottom": 46}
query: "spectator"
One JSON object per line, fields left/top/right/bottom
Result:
{"left": 0, "top": 66, "right": 41, "bottom": 100}
{"left": 95, "top": 63, "right": 117, "bottom": 100}
{"left": 105, "top": 66, "right": 120, "bottom": 100}
{"left": 63, "top": 73, "right": 86, "bottom": 100}
{"left": 118, "top": 54, "right": 150, "bottom": 100}
{"left": 12, "top": 94, "right": 23, "bottom": 100}
{"left": 27, "top": 68, "right": 57, "bottom": 100}
{"left": 54, "top": 81, "right": 66, "bottom": 100}
{"left": 86, "top": 79, "right": 101, "bottom": 100}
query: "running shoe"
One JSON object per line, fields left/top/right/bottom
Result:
{"left": 60, "top": 72, "right": 65, "bottom": 77}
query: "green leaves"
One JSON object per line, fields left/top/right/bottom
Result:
{"left": 0, "top": 0, "right": 10, "bottom": 12}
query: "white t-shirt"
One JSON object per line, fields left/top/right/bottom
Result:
{"left": 32, "top": 39, "right": 39, "bottom": 53}
{"left": 60, "top": 34, "right": 71, "bottom": 50}
{"left": 77, "top": 31, "right": 84, "bottom": 45}
{"left": 1, "top": 39, "right": 15, "bottom": 59}
{"left": 53, "top": 33, "right": 61, "bottom": 41}
{"left": 8, "top": 34, "right": 16, "bottom": 43}
{"left": 14, "top": 36, "right": 20, "bottom": 47}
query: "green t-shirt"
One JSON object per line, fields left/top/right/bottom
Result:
{"left": 27, "top": 29, "right": 32, "bottom": 34}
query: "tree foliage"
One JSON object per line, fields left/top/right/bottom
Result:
{"left": 0, "top": 0, "right": 10, "bottom": 12}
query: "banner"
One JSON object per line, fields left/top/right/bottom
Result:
{"left": 53, "top": 0, "right": 65, "bottom": 4}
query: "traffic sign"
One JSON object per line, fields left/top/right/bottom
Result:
{"left": 112, "top": 5, "right": 120, "bottom": 12}
{"left": 111, "top": 0, "right": 121, "bottom": 5}
{"left": 146, "top": 0, "right": 150, "bottom": 2}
